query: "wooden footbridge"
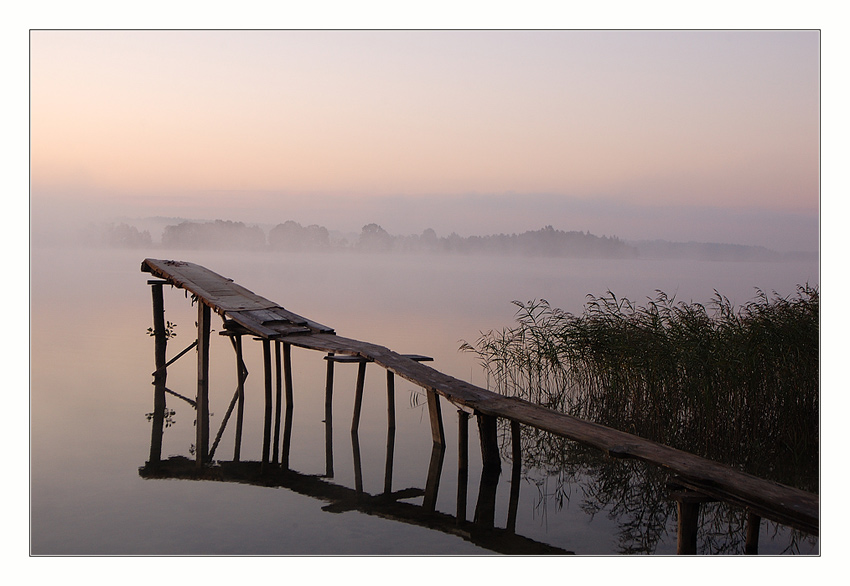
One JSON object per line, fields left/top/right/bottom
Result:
{"left": 140, "top": 258, "right": 818, "bottom": 554}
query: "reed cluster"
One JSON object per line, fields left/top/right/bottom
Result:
{"left": 461, "top": 285, "right": 819, "bottom": 491}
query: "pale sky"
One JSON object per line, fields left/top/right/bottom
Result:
{"left": 30, "top": 29, "right": 820, "bottom": 250}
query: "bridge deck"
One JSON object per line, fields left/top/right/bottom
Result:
{"left": 141, "top": 258, "right": 818, "bottom": 535}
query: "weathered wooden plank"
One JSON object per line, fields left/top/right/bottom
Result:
{"left": 142, "top": 259, "right": 278, "bottom": 312}
{"left": 141, "top": 259, "right": 334, "bottom": 335}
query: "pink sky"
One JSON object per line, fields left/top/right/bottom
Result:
{"left": 30, "top": 30, "right": 820, "bottom": 249}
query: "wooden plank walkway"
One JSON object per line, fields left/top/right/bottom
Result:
{"left": 141, "top": 258, "right": 819, "bottom": 537}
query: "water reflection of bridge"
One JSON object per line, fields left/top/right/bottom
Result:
{"left": 139, "top": 443, "right": 570, "bottom": 555}
{"left": 140, "top": 258, "right": 818, "bottom": 554}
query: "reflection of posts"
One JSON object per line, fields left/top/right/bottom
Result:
{"left": 670, "top": 488, "right": 716, "bottom": 555}
{"left": 148, "top": 280, "right": 168, "bottom": 465}
{"left": 383, "top": 403, "right": 395, "bottom": 495}
{"left": 423, "top": 442, "right": 446, "bottom": 513}
{"left": 745, "top": 511, "right": 761, "bottom": 555}
{"left": 351, "top": 429, "right": 363, "bottom": 494}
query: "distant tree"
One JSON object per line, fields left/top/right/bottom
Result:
{"left": 357, "top": 223, "right": 394, "bottom": 251}
{"left": 269, "top": 220, "right": 306, "bottom": 251}
{"left": 82, "top": 222, "right": 152, "bottom": 248}
{"left": 162, "top": 220, "right": 265, "bottom": 250}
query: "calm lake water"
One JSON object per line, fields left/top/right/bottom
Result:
{"left": 30, "top": 245, "right": 819, "bottom": 555}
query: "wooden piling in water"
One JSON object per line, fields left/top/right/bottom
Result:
{"left": 196, "top": 302, "right": 211, "bottom": 467}
{"left": 386, "top": 370, "right": 396, "bottom": 432}
{"left": 383, "top": 420, "right": 395, "bottom": 495}
{"left": 426, "top": 390, "right": 445, "bottom": 447}
{"left": 507, "top": 420, "right": 522, "bottom": 533}
{"left": 324, "top": 353, "right": 335, "bottom": 478}
{"left": 745, "top": 511, "right": 761, "bottom": 555}
{"left": 423, "top": 443, "right": 446, "bottom": 513}
{"left": 281, "top": 342, "right": 294, "bottom": 470}
{"left": 261, "top": 339, "right": 273, "bottom": 469}
{"left": 457, "top": 410, "right": 469, "bottom": 524}
{"left": 148, "top": 281, "right": 168, "bottom": 465}
{"left": 352, "top": 429, "right": 363, "bottom": 495}
{"left": 272, "top": 341, "right": 282, "bottom": 464}
{"left": 477, "top": 413, "right": 501, "bottom": 473}
{"left": 352, "top": 359, "right": 367, "bottom": 434}
{"left": 233, "top": 334, "right": 245, "bottom": 462}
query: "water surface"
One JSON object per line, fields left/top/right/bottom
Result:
{"left": 30, "top": 245, "right": 819, "bottom": 554}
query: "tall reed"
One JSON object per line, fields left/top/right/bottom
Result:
{"left": 461, "top": 285, "right": 819, "bottom": 492}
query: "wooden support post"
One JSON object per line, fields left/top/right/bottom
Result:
{"left": 195, "top": 302, "right": 211, "bottom": 468}
{"left": 676, "top": 496, "right": 701, "bottom": 555}
{"left": 351, "top": 359, "right": 367, "bottom": 434}
{"left": 477, "top": 412, "right": 501, "bottom": 473}
{"left": 233, "top": 334, "right": 245, "bottom": 462}
{"left": 506, "top": 420, "right": 522, "bottom": 533}
{"left": 474, "top": 411, "right": 501, "bottom": 528}
{"left": 745, "top": 511, "right": 761, "bottom": 555}
{"left": 148, "top": 282, "right": 167, "bottom": 465}
{"left": 386, "top": 370, "right": 396, "bottom": 432}
{"left": 423, "top": 442, "right": 446, "bottom": 513}
{"left": 281, "top": 342, "right": 294, "bottom": 470}
{"left": 383, "top": 369, "right": 396, "bottom": 494}
{"left": 261, "top": 339, "right": 272, "bottom": 470}
{"left": 272, "top": 341, "right": 282, "bottom": 465}
{"left": 457, "top": 410, "right": 469, "bottom": 524}
{"left": 324, "top": 353, "right": 334, "bottom": 478}
{"left": 383, "top": 419, "right": 395, "bottom": 495}
{"left": 426, "top": 390, "right": 445, "bottom": 447}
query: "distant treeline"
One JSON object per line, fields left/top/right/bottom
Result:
{"left": 84, "top": 219, "right": 637, "bottom": 258}
{"left": 79, "top": 218, "right": 815, "bottom": 261}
